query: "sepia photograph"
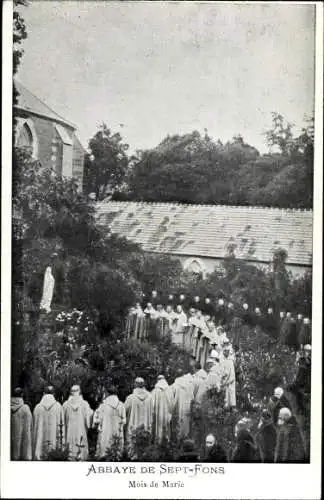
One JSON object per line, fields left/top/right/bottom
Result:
{"left": 1, "top": 1, "right": 322, "bottom": 499}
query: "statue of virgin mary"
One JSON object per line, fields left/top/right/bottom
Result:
{"left": 39, "top": 254, "right": 57, "bottom": 313}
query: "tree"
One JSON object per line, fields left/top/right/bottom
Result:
{"left": 125, "top": 131, "right": 259, "bottom": 205}
{"left": 12, "top": 147, "right": 141, "bottom": 327}
{"left": 13, "top": 0, "right": 28, "bottom": 132}
{"left": 264, "top": 112, "right": 295, "bottom": 156}
{"left": 84, "top": 124, "right": 129, "bottom": 200}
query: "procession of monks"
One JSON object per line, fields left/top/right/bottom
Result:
{"left": 125, "top": 302, "right": 238, "bottom": 368}
{"left": 10, "top": 334, "right": 237, "bottom": 461}
{"left": 11, "top": 300, "right": 311, "bottom": 462}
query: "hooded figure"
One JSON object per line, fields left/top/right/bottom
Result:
{"left": 125, "top": 378, "right": 154, "bottom": 441}
{"left": 151, "top": 375, "right": 174, "bottom": 444}
{"left": 275, "top": 408, "right": 306, "bottom": 463}
{"left": 63, "top": 385, "right": 93, "bottom": 460}
{"left": 93, "top": 386, "right": 126, "bottom": 459}
{"left": 203, "top": 433, "right": 228, "bottom": 463}
{"left": 171, "top": 371, "right": 194, "bottom": 438}
{"left": 11, "top": 388, "right": 33, "bottom": 460}
{"left": 231, "top": 429, "right": 261, "bottom": 463}
{"left": 33, "top": 386, "right": 64, "bottom": 460}
{"left": 193, "top": 363, "right": 207, "bottom": 401}
{"left": 255, "top": 410, "right": 277, "bottom": 463}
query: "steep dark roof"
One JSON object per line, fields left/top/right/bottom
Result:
{"left": 14, "top": 80, "right": 76, "bottom": 129}
{"left": 96, "top": 201, "right": 313, "bottom": 266}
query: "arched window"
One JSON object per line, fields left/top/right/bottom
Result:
{"left": 184, "top": 258, "right": 206, "bottom": 277}
{"left": 17, "top": 123, "right": 33, "bottom": 150}
{"left": 15, "top": 119, "right": 38, "bottom": 159}
{"left": 187, "top": 259, "right": 203, "bottom": 274}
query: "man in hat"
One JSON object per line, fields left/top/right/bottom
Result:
{"left": 125, "top": 377, "right": 154, "bottom": 446}
{"left": 275, "top": 408, "right": 306, "bottom": 462}
{"left": 255, "top": 409, "right": 277, "bottom": 463}
{"left": 11, "top": 387, "right": 33, "bottom": 460}
{"left": 221, "top": 344, "right": 236, "bottom": 409}
{"left": 151, "top": 375, "right": 174, "bottom": 444}
{"left": 63, "top": 384, "right": 93, "bottom": 460}
{"left": 33, "top": 385, "right": 64, "bottom": 460}
{"left": 93, "top": 385, "right": 126, "bottom": 460}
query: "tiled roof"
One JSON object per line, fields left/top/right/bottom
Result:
{"left": 96, "top": 201, "right": 313, "bottom": 266}
{"left": 14, "top": 80, "right": 76, "bottom": 129}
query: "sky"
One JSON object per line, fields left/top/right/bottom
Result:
{"left": 17, "top": 1, "right": 316, "bottom": 153}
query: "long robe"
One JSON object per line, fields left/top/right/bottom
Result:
{"left": 39, "top": 266, "right": 55, "bottom": 313}
{"left": 93, "top": 395, "right": 126, "bottom": 459}
{"left": 221, "top": 357, "right": 236, "bottom": 407}
{"left": 125, "top": 312, "right": 137, "bottom": 339}
{"left": 193, "top": 368, "right": 207, "bottom": 401}
{"left": 171, "top": 375, "right": 194, "bottom": 438}
{"left": 33, "top": 394, "right": 64, "bottom": 460}
{"left": 275, "top": 418, "right": 306, "bottom": 463}
{"left": 151, "top": 379, "right": 174, "bottom": 444}
{"left": 171, "top": 311, "right": 188, "bottom": 346}
{"left": 11, "top": 397, "right": 33, "bottom": 460}
{"left": 191, "top": 317, "right": 207, "bottom": 358}
{"left": 125, "top": 387, "right": 154, "bottom": 439}
{"left": 63, "top": 395, "right": 93, "bottom": 460}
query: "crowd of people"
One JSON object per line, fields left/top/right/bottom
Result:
{"left": 11, "top": 338, "right": 311, "bottom": 462}
{"left": 125, "top": 301, "right": 312, "bottom": 365}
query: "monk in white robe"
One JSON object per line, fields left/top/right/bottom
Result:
{"left": 33, "top": 386, "right": 64, "bottom": 460}
{"left": 193, "top": 363, "right": 208, "bottom": 401}
{"left": 195, "top": 358, "right": 218, "bottom": 404}
{"left": 171, "top": 305, "right": 188, "bottom": 346}
{"left": 151, "top": 375, "right": 174, "bottom": 444}
{"left": 93, "top": 386, "right": 126, "bottom": 459}
{"left": 63, "top": 385, "right": 93, "bottom": 460}
{"left": 221, "top": 347, "right": 236, "bottom": 408}
{"left": 125, "top": 377, "right": 154, "bottom": 454}
{"left": 11, "top": 388, "right": 33, "bottom": 460}
{"left": 171, "top": 370, "right": 194, "bottom": 438}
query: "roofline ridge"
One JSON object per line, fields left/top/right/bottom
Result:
{"left": 14, "top": 80, "right": 77, "bottom": 129}
{"left": 102, "top": 200, "right": 313, "bottom": 212}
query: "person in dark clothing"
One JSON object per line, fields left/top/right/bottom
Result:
{"left": 203, "top": 434, "right": 228, "bottom": 462}
{"left": 289, "top": 344, "right": 311, "bottom": 419}
{"left": 297, "top": 318, "right": 312, "bottom": 348}
{"left": 178, "top": 439, "right": 200, "bottom": 462}
{"left": 275, "top": 408, "right": 306, "bottom": 463}
{"left": 231, "top": 429, "right": 261, "bottom": 463}
{"left": 255, "top": 410, "right": 277, "bottom": 463}
{"left": 268, "top": 387, "right": 291, "bottom": 425}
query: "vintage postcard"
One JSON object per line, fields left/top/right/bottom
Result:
{"left": 1, "top": 1, "right": 322, "bottom": 499}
